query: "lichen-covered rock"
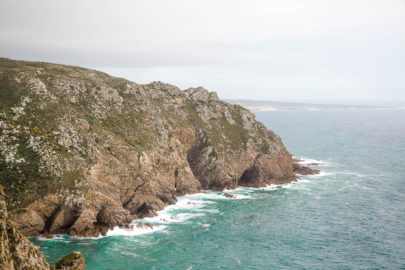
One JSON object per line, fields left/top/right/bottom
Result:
{"left": 0, "top": 58, "right": 300, "bottom": 237}
{"left": 54, "top": 251, "right": 85, "bottom": 270}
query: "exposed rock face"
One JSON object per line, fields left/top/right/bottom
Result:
{"left": 0, "top": 58, "right": 298, "bottom": 237}
{"left": 0, "top": 185, "right": 85, "bottom": 269}
{"left": 0, "top": 187, "right": 50, "bottom": 269}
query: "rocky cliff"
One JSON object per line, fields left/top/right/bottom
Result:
{"left": 0, "top": 185, "right": 85, "bottom": 269}
{"left": 0, "top": 58, "right": 312, "bottom": 237}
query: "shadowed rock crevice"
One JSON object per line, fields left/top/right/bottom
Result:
{"left": 44, "top": 205, "right": 63, "bottom": 233}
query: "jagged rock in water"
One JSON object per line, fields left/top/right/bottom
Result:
{"left": 0, "top": 58, "right": 298, "bottom": 237}
{"left": 292, "top": 161, "right": 320, "bottom": 175}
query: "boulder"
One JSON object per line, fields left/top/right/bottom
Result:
{"left": 55, "top": 251, "right": 86, "bottom": 270}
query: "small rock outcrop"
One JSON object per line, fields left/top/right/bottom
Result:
{"left": 0, "top": 186, "right": 85, "bottom": 269}
{"left": 0, "top": 58, "right": 306, "bottom": 237}
{"left": 292, "top": 160, "right": 320, "bottom": 175}
{"left": 54, "top": 251, "right": 86, "bottom": 270}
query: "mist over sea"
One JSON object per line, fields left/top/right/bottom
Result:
{"left": 32, "top": 109, "right": 405, "bottom": 269}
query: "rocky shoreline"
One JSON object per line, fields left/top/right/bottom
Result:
{"left": 0, "top": 58, "right": 318, "bottom": 240}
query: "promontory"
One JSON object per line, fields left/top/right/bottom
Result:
{"left": 0, "top": 58, "right": 316, "bottom": 238}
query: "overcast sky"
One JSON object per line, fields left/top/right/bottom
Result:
{"left": 1, "top": 0, "right": 404, "bottom": 105}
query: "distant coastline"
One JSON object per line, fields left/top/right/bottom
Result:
{"left": 225, "top": 99, "right": 405, "bottom": 111}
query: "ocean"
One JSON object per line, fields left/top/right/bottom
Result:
{"left": 31, "top": 109, "right": 405, "bottom": 269}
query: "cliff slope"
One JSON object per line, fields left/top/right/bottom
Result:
{"left": 0, "top": 58, "right": 299, "bottom": 237}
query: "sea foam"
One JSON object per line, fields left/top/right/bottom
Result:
{"left": 294, "top": 156, "right": 332, "bottom": 167}
{"left": 106, "top": 224, "right": 167, "bottom": 237}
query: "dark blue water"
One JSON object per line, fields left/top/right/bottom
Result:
{"left": 32, "top": 110, "right": 405, "bottom": 269}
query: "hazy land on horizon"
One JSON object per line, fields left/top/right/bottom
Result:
{"left": 225, "top": 99, "right": 405, "bottom": 111}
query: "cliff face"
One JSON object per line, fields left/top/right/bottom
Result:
{"left": 0, "top": 186, "right": 85, "bottom": 269}
{"left": 0, "top": 186, "right": 50, "bottom": 269}
{"left": 0, "top": 58, "right": 297, "bottom": 237}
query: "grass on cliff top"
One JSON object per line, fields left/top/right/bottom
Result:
{"left": 0, "top": 69, "right": 29, "bottom": 113}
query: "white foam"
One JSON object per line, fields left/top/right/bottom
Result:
{"left": 140, "top": 193, "right": 215, "bottom": 225}
{"left": 166, "top": 197, "right": 214, "bottom": 211}
{"left": 225, "top": 186, "right": 255, "bottom": 193}
{"left": 106, "top": 224, "right": 166, "bottom": 237}
{"left": 35, "top": 234, "right": 67, "bottom": 241}
{"left": 259, "top": 184, "right": 281, "bottom": 191}
{"left": 145, "top": 210, "right": 205, "bottom": 224}
{"left": 138, "top": 190, "right": 253, "bottom": 226}
{"left": 186, "top": 192, "right": 227, "bottom": 200}
{"left": 296, "top": 178, "right": 312, "bottom": 183}
{"left": 294, "top": 156, "right": 331, "bottom": 166}
{"left": 231, "top": 193, "right": 252, "bottom": 199}
{"left": 190, "top": 191, "right": 251, "bottom": 200}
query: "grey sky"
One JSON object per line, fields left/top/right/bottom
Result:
{"left": 1, "top": 0, "right": 404, "bottom": 105}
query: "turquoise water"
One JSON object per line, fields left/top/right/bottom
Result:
{"left": 32, "top": 110, "right": 405, "bottom": 269}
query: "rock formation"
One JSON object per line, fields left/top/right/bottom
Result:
{"left": 0, "top": 58, "right": 314, "bottom": 237}
{"left": 292, "top": 159, "right": 320, "bottom": 175}
{"left": 0, "top": 185, "right": 85, "bottom": 269}
{"left": 54, "top": 252, "right": 86, "bottom": 270}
